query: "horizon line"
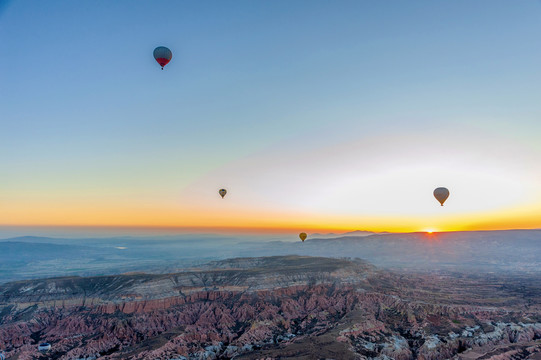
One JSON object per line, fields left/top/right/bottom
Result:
{"left": 0, "top": 224, "right": 540, "bottom": 236}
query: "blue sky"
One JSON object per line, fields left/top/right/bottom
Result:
{"left": 1, "top": 0, "right": 541, "bottom": 232}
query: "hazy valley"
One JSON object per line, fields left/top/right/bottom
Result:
{"left": 1, "top": 230, "right": 540, "bottom": 284}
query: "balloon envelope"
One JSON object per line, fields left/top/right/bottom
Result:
{"left": 153, "top": 46, "right": 172, "bottom": 68}
{"left": 299, "top": 232, "right": 307, "bottom": 242}
{"left": 219, "top": 189, "right": 227, "bottom": 198}
{"left": 433, "top": 187, "right": 450, "bottom": 206}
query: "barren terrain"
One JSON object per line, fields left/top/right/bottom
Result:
{"left": 1, "top": 256, "right": 540, "bottom": 359}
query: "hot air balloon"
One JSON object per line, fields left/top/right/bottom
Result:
{"left": 433, "top": 187, "right": 450, "bottom": 206}
{"left": 153, "top": 46, "right": 172, "bottom": 69}
{"left": 219, "top": 189, "right": 227, "bottom": 199}
{"left": 299, "top": 233, "right": 307, "bottom": 242}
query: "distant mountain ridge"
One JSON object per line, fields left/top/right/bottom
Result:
{"left": 300, "top": 229, "right": 541, "bottom": 272}
{"left": 0, "top": 241, "right": 94, "bottom": 259}
{"left": 1, "top": 229, "right": 540, "bottom": 285}
{"left": 310, "top": 230, "right": 379, "bottom": 238}
{"left": 0, "top": 236, "right": 63, "bottom": 243}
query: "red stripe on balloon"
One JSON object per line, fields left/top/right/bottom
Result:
{"left": 156, "top": 58, "right": 171, "bottom": 67}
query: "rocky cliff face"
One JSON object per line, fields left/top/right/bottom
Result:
{"left": 0, "top": 256, "right": 540, "bottom": 360}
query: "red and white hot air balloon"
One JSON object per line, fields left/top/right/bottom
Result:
{"left": 153, "top": 46, "right": 172, "bottom": 70}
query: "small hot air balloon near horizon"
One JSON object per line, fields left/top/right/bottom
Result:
{"left": 153, "top": 46, "right": 172, "bottom": 69}
{"left": 219, "top": 189, "right": 227, "bottom": 199}
{"left": 433, "top": 187, "right": 450, "bottom": 206}
{"left": 299, "top": 233, "right": 307, "bottom": 242}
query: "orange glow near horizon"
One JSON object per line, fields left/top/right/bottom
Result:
{"left": 2, "top": 146, "right": 541, "bottom": 235}
{"left": 2, "top": 118, "right": 541, "bottom": 236}
{"left": 2, "top": 199, "right": 540, "bottom": 235}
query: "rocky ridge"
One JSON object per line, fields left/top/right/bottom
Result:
{"left": 0, "top": 256, "right": 540, "bottom": 359}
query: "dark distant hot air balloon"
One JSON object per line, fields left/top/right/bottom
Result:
{"left": 433, "top": 187, "right": 450, "bottom": 206}
{"left": 299, "top": 233, "right": 307, "bottom": 242}
{"left": 219, "top": 189, "right": 227, "bottom": 199}
{"left": 153, "top": 46, "right": 172, "bottom": 69}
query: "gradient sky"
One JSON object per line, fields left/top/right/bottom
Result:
{"left": 1, "top": 0, "right": 541, "bottom": 234}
